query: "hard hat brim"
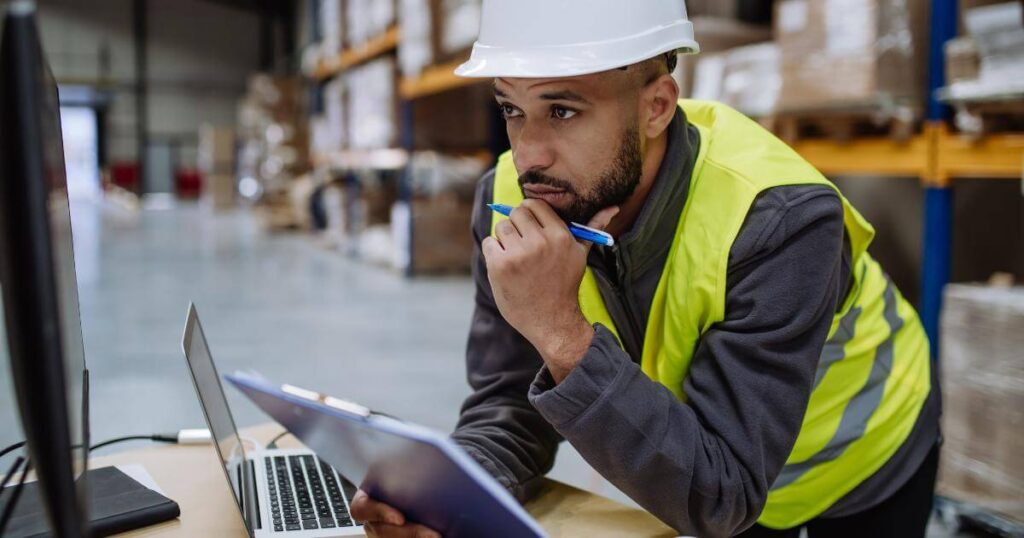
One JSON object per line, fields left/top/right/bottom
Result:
{"left": 454, "top": 19, "right": 699, "bottom": 79}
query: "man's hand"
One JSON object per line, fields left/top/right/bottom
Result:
{"left": 349, "top": 490, "right": 441, "bottom": 538}
{"left": 482, "top": 198, "right": 619, "bottom": 382}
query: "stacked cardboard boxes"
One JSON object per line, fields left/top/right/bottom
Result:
{"left": 691, "top": 42, "right": 781, "bottom": 117}
{"left": 319, "top": 0, "right": 346, "bottom": 56}
{"left": 436, "top": 0, "right": 481, "bottom": 61}
{"left": 391, "top": 152, "right": 488, "bottom": 273}
{"left": 676, "top": 17, "right": 772, "bottom": 98}
{"left": 398, "top": 0, "right": 435, "bottom": 77}
{"left": 347, "top": 58, "right": 398, "bottom": 149}
{"left": 197, "top": 124, "right": 236, "bottom": 210}
{"left": 773, "top": 0, "right": 929, "bottom": 113}
{"left": 939, "top": 284, "right": 1024, "bottom": 525}
{"left": 945, "top": 1, "right": 1024, "bottom": 100}
{"left": 237, "top": 75, "right": 312, "bottom": 229}
{"left": 397, "top": 0, "right": 481, "bottom": 77}
{"left": 346, "top": 0, "right": 396, "bottom": 48}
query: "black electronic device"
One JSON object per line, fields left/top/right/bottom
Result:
{"left": 0, "top": 1, "right": 91, "bottom": 536}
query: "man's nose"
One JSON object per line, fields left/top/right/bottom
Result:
{"left": 513, "top": 121, "right": 555, "bottom": 174}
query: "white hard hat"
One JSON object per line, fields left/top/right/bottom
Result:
{"left": 454, "top": 0, "right": 700, "bottom": 79}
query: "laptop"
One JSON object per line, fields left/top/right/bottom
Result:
{"left": 181, "top": 303, "right": 364, "bottom": 537}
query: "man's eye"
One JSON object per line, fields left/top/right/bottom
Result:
{"left": 552, "top": 106, "right": 577, "bottom": 120}
{"left": 499, "top": 104, "right": 522, "bottom": 119}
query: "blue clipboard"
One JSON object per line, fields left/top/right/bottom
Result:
{"left": 225, "top": 371, "right": 548, "bottom": 538}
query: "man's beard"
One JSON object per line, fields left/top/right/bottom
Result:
{"left": 518, "top": 126, "right": 642, "bottom": 224}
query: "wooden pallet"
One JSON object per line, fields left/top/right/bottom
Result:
{"left": 949, "top": 97, "right": 1024, "bottom": 139}
{"left": 761, "top": 104, "right": 920, "bottom": 144}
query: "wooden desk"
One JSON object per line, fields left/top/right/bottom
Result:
{"left": 91, "top": 424, "right": 676, "bottom": 537}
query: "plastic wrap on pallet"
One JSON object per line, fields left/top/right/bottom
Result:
{"left": 406, "top": 151, "right": 488, "bottom": 199}
{"left": 693, "top": 42, "right": 780, "bottom": 117}
{"left": 676, "top": 17, "right": 772, "bottom": 97}
{"left": 946, "top": 2, "right": 1024, "bottom": 100}
{"left": 398, "top": 0, "right": 434, "bottom": 77}
{"left": 319, "top": 0, "right": 344, "bottom": 55}
{"left": 774, "top": 0, "right": 926, "bottom": 112}
{"left": 323, "top": 77, "right": 347, "bottom": 151}
{"left": 438, "top": 0, "right": 481, "bottom": 56}
{"left": 370, "top": 0, "right": 396, "bottom": 36}
{"left": 346, "top": 58, "right": 396, "bottom": 149}
{"left": 945, "top": 36, "right": 981, "bottom": 84}
{"left": 938, "top": 284, "right": 1024, "bottom": 525}
{"left": 346, "top": 0, "right": 394, "bottom": 46}
{"left": 346, "top": 0, "right": 370, "bottom": 47}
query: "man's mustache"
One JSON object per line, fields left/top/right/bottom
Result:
{"left": 518, "top": 171, "right": 578, "bottom": 195}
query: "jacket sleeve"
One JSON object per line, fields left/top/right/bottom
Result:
{"left": 527, "top": 187, "right": 847, "bottom": 537}
{"left": 450, "top": 170, "right": 562, "bottom": 502}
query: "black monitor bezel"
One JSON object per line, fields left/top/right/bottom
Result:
{"left": 0, "top": 3, "right": 88, "bottom": 536}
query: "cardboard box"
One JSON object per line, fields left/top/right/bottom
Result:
{"left": 398, "top": 0, "right": 438, "bottom": 77}
{"left": 198, "top": 124, "right": 235, "bottom": 175}
{"left": 319, "top": 0, "right": 346, "bottom": 55}
{"left": 686, "top": 0, "right": 741, "bottom": 18}
{"left": 965, "top": 2, "right": 1024, "bottom": 93}
{"left": 676, "top": 17, "right": 772, "bottom": 97}
{"left": 409, "top": 194, "right": 474, "bottom": 273}
{"left": 203, "top": 173, "right": 235, "bottom": 211}
{"left": 346, "top": 58, "right": 398, "bottom": 149}
{"left": 247, "top": 74, "right": 304, "bottom": 118}
{"left": 437, "top": 0, "right": 481, "bottom": 59}
{"left": 945, "top": 36, "right": 981, "bottom": 83}
{"left": 938, "top": 284, "right": 1024, "bottom": 524}
{"left": 774, "top": 0, "right": 929, "bottom": 112}
{"left": 412, "top": 84, "right": 493, "bottom": 152}
{"left": 720, "top": 43, "right": 781, "bottom": 117}
{"left": 347, "top": 0, "right": 396, "bottom": 47}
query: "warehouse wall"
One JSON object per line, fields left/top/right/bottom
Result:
{"left": 37, "top": 0, "right": 262, "bottom": 184}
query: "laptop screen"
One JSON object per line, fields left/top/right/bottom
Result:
{"left": 181, "top": 304, "right": 248, "bottom": 523}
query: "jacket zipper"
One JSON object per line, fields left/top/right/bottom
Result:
{"left": 603, "top": 244, "right": 644, "bottom": 363}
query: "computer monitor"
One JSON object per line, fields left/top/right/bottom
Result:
{"left": 0, "top": 1, "right": 89, "bottom": 536}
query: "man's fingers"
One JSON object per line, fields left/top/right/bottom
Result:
{"left": 494, "top": 219, "right": 523, "bottom": 252}
{"left": 585, "top": 206, "right": 620, "bottom": 232}
{"left": 509, "top": 205, "right": 543, "bottom": 238}
{"left": 481, "top": 236, "right": 504, "bottom": 262}
{"left": 363, "top": 522, "right": 441, "bottom": 538}
{"left": 520, "top": 198, "right": 563, "bottom": 228}
{"left": 350, "top": 490, "right": 405, "bottom": 526}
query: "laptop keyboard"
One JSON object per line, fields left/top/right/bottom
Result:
{"left": 265, "top": 455, "right": 358, "bottom": 532}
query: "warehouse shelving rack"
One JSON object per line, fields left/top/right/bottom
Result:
{"left": 313, "top": 25, "right": 400, "bottom": 81}
{"left": 312, "top": 0, "right": 1023, "bottom": 346}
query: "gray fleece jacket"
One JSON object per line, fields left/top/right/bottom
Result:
{"left": 450, "top": 108, "right": 940, "bottom": 537}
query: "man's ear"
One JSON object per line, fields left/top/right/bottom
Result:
{"left": 641, "top": 74, "right": 680, "bottom": 139}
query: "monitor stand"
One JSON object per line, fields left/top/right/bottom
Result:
{"left": 1, "top": 465, "right": 180, "bottom": 537}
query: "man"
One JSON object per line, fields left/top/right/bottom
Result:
{"left": 351, "top": 1, "right": 940, "bottom": 537}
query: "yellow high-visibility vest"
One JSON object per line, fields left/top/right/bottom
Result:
{"left": 490, "top": 100, "right": 931, "bottom": 528}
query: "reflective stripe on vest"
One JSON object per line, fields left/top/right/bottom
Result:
{"left": 490, "top": 100, "right": 931, "bottom": 528}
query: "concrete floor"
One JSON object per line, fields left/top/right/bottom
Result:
{"left": 0, "top": 199, "right": 978, "bottom": 536}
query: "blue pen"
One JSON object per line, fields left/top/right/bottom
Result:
{"left": 487, "top": 203, "right": 615, "bottom": 247}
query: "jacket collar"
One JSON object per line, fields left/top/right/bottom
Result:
{"left": 596, "top": 107, "right": 700, "bottom": 277}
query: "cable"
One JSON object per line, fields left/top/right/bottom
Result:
{"left": 0, "top": 441, "right": 26, "bottom": 461}
{"left": 89, "top": 434, "right": 178, "bottom": 452}
{"left": 0, "top": 456, "right": 25, "bottom": 494}
{"left": 266, "top": 430, "right": 291, "bottom": 449}
{"left": 3, "top": 432, "right": 181, "bottom": 461}
{"left": 0, "top": 430, "right": 205, "bottom": 534}
{"left": 0, "top": 458, "right": 31, "bottom": 536}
